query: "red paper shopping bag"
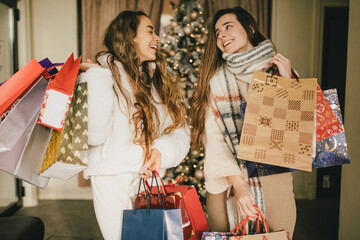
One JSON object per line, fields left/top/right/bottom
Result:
{"left": 315, "top": 84, "right": 343, "bottom": 142}
{"left": 0, "top": 59, "right": 47, "bottom": 118}
{"left": 38, "top": 53, "right": 81, "bottom": 131}
{"left": 151, "top": 181, "right": 209, "bottom": 240}
{"left": 136, "top": 175, "right": 191, "bottom": 239}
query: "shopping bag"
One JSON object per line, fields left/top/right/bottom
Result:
{"left": 39, "top": 58, "right": 61, "bottom": 76}
{"left": 313, "top": 88, "right": 350, "bottom": 167}
{"left": 135, "top": 173, "right": 191, "bottom": 239}
{"left": 201, "top": 215, "right": 250, "bottom": 240}
{"left": 228, "top": 206, "right": 289, "bottom": 240}
{"left": 247, "top": 84, "right": 350, "bottom": 176}
{"left": 0, "top": 77, "right": 50, "bottom": 188}
{"left": 229, "top": 230, "right": 289, "bottom": 240}
{"left": 149, "top": 176, "right": 209, "bottom": 239}
{"left": 38, "top": 53, "right": 81, "bottom": 131}
{"left": 122, "top": 175, "right": 184, "bottom": 240}
{"left": 315, "top": 84, "right": 343, "bottom": 142}
{"left": 202, "top": 206, "right": 289, "bottom": 240}
{"left": 39, "top": 82, "right": 88, "bottom": 180}
{"left": 237, "top": 72, "right": 317, "bottom": 171}
{"left": 0, "top": 59, "right": 47, "bottom": 122}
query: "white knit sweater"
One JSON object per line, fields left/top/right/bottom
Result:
{"left": 81, "top": 62, "right": 190, "bottom": 178}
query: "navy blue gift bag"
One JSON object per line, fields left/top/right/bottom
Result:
{"left": 121, "top": 173, "right": 183, "bottom": 240}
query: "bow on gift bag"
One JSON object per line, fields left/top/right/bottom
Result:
{"left": 39, "top": 81, "right": 88, "bottom": 180}
{"left": 38, "top": 53, "right": 81, "bottom": 131}
{"left": 122, "top": 172, "right": 184, "bottom": 240}
{"left": 0, "top": 60, "right": 51, "bottom": 188}
{"left": 237, "top": 71, "right": 317, "bottom": 171}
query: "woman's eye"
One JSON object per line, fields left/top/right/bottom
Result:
{"left": 149, "top": 31, "right": 154, "bottom": 34}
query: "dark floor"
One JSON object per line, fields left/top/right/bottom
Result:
{"left": 12, "top": 198, "right": 339, "bottom": 240}
{"left": 14, "top": 200, "right": 103, "bottom": 240}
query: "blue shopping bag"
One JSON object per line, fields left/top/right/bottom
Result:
{"left": 122, "top": 173, "right": 183, "bottom": 240}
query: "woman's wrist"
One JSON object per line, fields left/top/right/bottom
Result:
{"left": 227, "top": 175, "right": 248, "bottom": 189}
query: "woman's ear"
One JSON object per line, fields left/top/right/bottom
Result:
{"left": 251, "top": 26, "right": 255, "bottom": 34}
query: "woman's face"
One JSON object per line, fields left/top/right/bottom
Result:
{"left": 215, "top": 13, "right": 254, "bottom": 54}
{"left": 133, "top": 16, "right": 160, "bottom": 63}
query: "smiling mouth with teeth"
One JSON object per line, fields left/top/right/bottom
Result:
{"left": 224, "top": 41, "right": 232, "bottom": 47}
{"left": 150, "top": 46, "right": 157, "bottom": 49}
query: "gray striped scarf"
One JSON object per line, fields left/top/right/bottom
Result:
{"left": 210, "top": 40, "right": 276, "bottom": 226}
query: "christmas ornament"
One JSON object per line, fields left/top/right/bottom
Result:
{"left": 190, "top": 10, "right": 198, "bottom": 20}
{"left": 183, "top": 25, "right": 192, "bottom": 35}
{"left": 169, "top": 50, "right": 176, "bottom": 56}
{"left": 192, "top": 150, "right": 200, "bottom": 157}
{"left": 171, "top": 21, "right": 178, "bottom": 28}
{"left": 195, "top": 169, "right": 204, "bottom": 180}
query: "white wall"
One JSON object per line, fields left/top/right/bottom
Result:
{"left": 271, "top": 0, "right": 318, "bottom": 199}
{"left": 0, "top": 1, "right": 14, "bottom": 83}
{"left": 0, "top": 1, "right": 19, "bottom": 207}
{"left": 339, "top": 0, "right": 360, "bottom": 238}
{"left": 17, "top": 0, "right": 92, "bottom": 200}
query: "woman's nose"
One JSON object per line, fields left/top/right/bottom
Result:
{"left": 154, "top": 34, "right": 160, "bottom": 42}
{"left": 219, "top": 32, "right": 226, "bottom": 39}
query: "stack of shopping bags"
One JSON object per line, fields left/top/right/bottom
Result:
{"left": 237, "top": 71, "right": 350, "bottom": 177}
{"left": 123, "top": 171, "right": 209, "bottom": 240}
{"left": 0, "top": 53, "right": 87, "bottom": 188}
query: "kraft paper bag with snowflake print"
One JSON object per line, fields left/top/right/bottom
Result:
{"left": 237, "top": 72, "right": 317, "bottom": 171}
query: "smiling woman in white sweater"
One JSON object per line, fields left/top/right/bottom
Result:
{"left": 79, "top": 10, "right": 190, "bottom": 240}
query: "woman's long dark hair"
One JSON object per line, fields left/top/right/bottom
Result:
{"left": 190, "top": 7, "right": 268, "bottom": 150}
{"left": 96, "top": 11, "right": 186, "bottom": 167}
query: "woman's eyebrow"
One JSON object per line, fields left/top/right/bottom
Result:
{"left": 215, "top": 21, "right": 233, "bottom": 34}
{"left": 146, "top": 25, "right": 154, "bottom": 30}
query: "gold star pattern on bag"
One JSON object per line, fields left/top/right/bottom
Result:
{"left": 39, "top": 82, "right": 88, "bottom": 174}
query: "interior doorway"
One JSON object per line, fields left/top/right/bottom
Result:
{"left": 317, "top": 5, "right": 349, "bottom": 238}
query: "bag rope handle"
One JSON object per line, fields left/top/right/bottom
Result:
{"left": 133, "top": 177, "right": 149, "bottom": 215}
{"left": 144, "top": 170, "right": 168, "bottom": 195}
{"left": 149, "top": 172, "right": 165, "bottom": 210}
{"left": 229, "top": 204, "right": 270, "bottom": 236}
{"left": 44, "top": 63, "right": 64, "bottom": 80}
{"left": 228, "top": 216, "right": 250, "bottom": 236}
{"left": 266, "top": 65, "right": 300, "bottom": 82}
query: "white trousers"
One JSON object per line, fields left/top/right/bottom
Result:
{"left": 91, "top": 173, "right": 140, "bottom": 240}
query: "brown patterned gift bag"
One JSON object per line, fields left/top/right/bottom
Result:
{"left": 229, "top": 206, "right": 290, "bottom": 240}
{"left": 237, "top": 72, "right": 317, "bottom": 171}
{"left": 39, "top": 82, "right": 88, "bottom": 180}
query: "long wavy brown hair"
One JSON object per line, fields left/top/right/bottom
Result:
{"left": 190, "top": 7, "right": 268, "bottom": 150}
{"left": 96, "top": 11, "right": 186, "bottom": 167}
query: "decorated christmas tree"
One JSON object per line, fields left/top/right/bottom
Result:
{"left": 160, "top": 0, "right": 208, "bottom": 204}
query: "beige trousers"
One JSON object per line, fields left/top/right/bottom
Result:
{"left": 206, "top": 172, "right": 296, "bottom": 238}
